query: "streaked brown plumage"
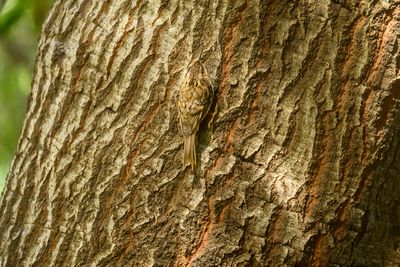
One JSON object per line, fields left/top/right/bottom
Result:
{"left": 176, "top": 59, "right": 213, "bottom": 170}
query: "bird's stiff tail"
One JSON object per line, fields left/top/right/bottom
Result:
{"left": 183, "top": 134, "right": 196, "bottom": 170}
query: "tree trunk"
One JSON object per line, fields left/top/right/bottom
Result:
{"left": 1, "top": 0, "right": 399, "bottom": 266}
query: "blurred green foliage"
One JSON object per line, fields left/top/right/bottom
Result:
{"left": 0, "top": 0, "right": 52, "bottom": 191}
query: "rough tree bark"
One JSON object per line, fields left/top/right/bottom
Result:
{"left": 1, "top": 0, "right": 399, "bottom": 266}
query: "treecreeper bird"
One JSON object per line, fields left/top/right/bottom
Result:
{"left": 176, "top": 59, "right": 214, "bottom": 170}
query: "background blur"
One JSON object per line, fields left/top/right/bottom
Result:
{"left": 0, "top": 0, "right": 52, "bottom": 191}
